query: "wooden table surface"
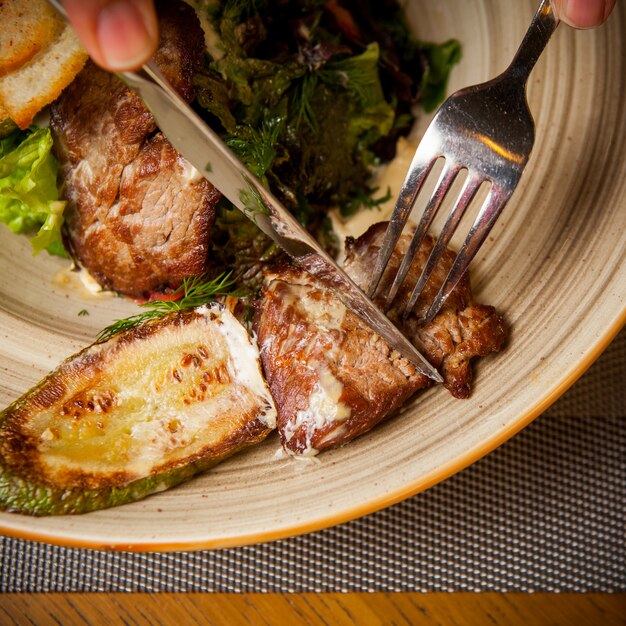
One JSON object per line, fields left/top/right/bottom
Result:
{"left": 1, "top": 593, "right": 625, "bottom": 625}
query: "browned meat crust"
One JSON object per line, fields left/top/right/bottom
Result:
{"left": 344, "top": 222, "right": 508, "bottom": 399}
{"left": 51, "top": 0, "right": 219, "bottom": 299}
{"left": 254, "top": 265, "right": 427, "bottom": 455}
{"left": 254, "top": 222, "right": 508, "bottom": 455}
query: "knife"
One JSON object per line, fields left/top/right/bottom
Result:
{"left": 47, "top": 1, "right": 442, "bottom": 383}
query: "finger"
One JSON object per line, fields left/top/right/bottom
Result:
{"left": 62, "top": 0, "right": 158, "bottom": 71}
{"left": 554, "top": 0, "right": 616, "bottom": 29}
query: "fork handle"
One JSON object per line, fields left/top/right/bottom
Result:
{"left": 506, "top": 0, "right": 560, "bottom": 83}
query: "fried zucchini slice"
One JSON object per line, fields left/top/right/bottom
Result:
{"left": 0, "top": 304, "right": 276, "bottom": 515}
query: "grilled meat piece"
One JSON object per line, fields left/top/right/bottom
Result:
{"left": 254, "top": 222, "right": 507, "bottom": 456}
{"left": 254, "top": 264, "right": 427, "bottom": 456}
{"left": 344, "top": 222, "right": 508, "bottom": 399}
{"left": 51, "top": 0, "right": 218, "bottom": 299}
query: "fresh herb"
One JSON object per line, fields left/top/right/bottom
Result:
{"left": 238, "top": 175, "right": 270, "bottom": 222}
{"left": 78, "top": 309, "right": 89, "bottom": 317}
{"left": 192, "top": 0, "right": 460, "bottom": 291}
{"left": 96, "top": 273, "right": 240, "bottom": 342}
{"left": 209, "top": 201, "right": 282, "bottom": 292}
{"left": 340, "top": 185, "right": 392, "bottom": 218}
{"left": 319, "top": 42, "right": 386, "bottom": 107}
{"left": 0, "top": 127, "right": 68, "bottom": 257}
{"left": 196, "top": 2, "right": 438, "bottom": 214}
{"left": 225, "top": 117, "right": 283, "bottom": 180}
{"left": 289, "top": 73, "right": 319, "bottom": 132}
{"left": 420, "top": 40, "right": 462, "bottom": 112}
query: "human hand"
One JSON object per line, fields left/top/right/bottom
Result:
{"left": 61, "top": 0, "right": 158, "bottom": 71}
{"left": 553, "top": 0, "right": 616, "bottom": 28}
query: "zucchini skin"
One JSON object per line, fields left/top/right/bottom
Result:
{"left": 0, "top": 421, "right": 267, "bottom": 515}
{"left": 0, "top": 304, "right": 276, "bottom": 515}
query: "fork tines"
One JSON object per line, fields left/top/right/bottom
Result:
{"left": 368, "top": 149, "right": 512, "bottom": 325}
{"left": 367, "top": 0, "right": 560, "bottom": 325}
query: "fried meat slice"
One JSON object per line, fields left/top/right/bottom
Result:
{"left": 255, "top": 222, "right": 508, "bottom": 455}
{"left": 51, "top": 0, "right": 219, "bottom": 299}
{"left": 254, "top": 264, "right": 427, "bottom": 456}
{"left": 344, "top": 222, "right": 508, "bottom": 399}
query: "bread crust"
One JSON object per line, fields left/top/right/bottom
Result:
{"left": 0, "top": 0, "right": 87, "bottom": 129}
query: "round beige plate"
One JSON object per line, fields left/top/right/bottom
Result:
{"left": 0, "top": 0, "right": 624, "bottom": 550}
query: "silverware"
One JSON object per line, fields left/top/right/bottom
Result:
{"left": 368, "top": 0, "right": 560, "bottom": 324}
{"left": 47, "top": 0, "right": 442, "bottom": 382}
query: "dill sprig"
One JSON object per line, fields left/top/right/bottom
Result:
{"left": 320, "top": 43, "right": 384, "bottom": 107}
{"left": 96, "top": 273, "right": 239, "bottom": 343}
{"left": 226, "top": 117, "right": 282, "bottom": 179}
{"left": 293, "top": 73, "right": 320, "bottom": 131}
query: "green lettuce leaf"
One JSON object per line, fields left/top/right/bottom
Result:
{"left": 0, "top": 127, "right": 67, "bottom": 256}
{"left": 420, "top": 39, "right": 462, "bottom": 112}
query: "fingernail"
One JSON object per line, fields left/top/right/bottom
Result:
{"left": 97, "top": 1, "right": 155, "bottom": 70}
{"left": 559, "top": 0, "right": 606, "bottom": 29}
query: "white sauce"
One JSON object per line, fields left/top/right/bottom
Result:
{"left": 283, "top": 365, "right": 351, "bottom": 457}
{"left": 52, "top": 263, "right": 115, "bottom": 300}
{"left": 78, "top": 266, "right": 108, "bottom": 294}
{"left": 277, "top": 280, "right": 347, "bottom": 334}
{"left": 206, "top": 304, "right": 277, "bottom": 429}
{"left": 179, "top": 160, "right": 203, "bottom": 183}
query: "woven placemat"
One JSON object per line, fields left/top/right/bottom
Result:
{"left": 1, "top": 330, "right": 624, "bottom": 592}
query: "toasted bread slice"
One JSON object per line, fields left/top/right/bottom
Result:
{"left": 0, "top": 0, "right": 62, "bottom": 76}
{"left": 0, "top": 0, "right": 87, "bottom": 130}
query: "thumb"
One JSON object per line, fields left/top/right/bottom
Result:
{"left": 61, "top": 0, "right": 158, "bottom": 71}
{"left": 553, "top": 0, "right": 616, "bottom": 29}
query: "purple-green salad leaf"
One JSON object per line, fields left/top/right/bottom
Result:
{"left": 193, "top": 0, "right": 460, "bottom": 287}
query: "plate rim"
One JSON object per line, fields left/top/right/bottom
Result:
{"left": 1, "top": 0, "right": 625, "bottom": 552}
{"left": 1, "top": 310, "right": 623, "bottom": 551}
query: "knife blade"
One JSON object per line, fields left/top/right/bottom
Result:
{"left": 44, "top": 0, "right": 442, "bottom": 384}
{"left": 123, "top": 62, "right": 443, "bottom": 382}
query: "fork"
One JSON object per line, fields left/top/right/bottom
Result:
{"left": 368, "top": 0, "right": 560, "bottom": 324}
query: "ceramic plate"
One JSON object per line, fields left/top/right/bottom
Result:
{"left": 0, "top": 0, "right": 624, "bottom": 550}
